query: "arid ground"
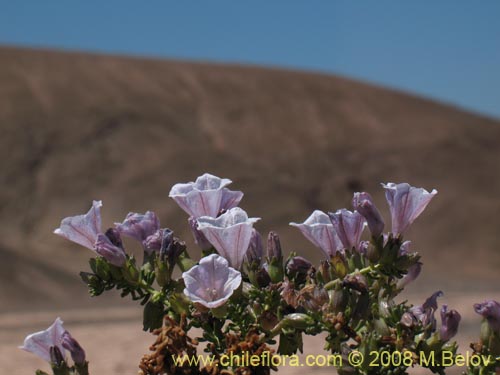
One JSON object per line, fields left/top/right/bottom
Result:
{"left": 1, "top": 46, "right": 499, "bottom": 374}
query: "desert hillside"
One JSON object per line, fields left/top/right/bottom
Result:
{"left": 1, "top": 46, "right": 499, "bottom": 314}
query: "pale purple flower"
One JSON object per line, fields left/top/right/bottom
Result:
{"left": 19, "top": 317, "right": 66, "bottom": 363}
{"left": 182, "top": 254, "right": 242, "bottom": 309}
{"left": 62, "top": 331, "right": 86, "bottom": 365}
{"left": 352, "top": 192, "right": 385, "bottom": 238}
{"left": 54, "top": 200, "right": 102, "bottom": 250}
{"left": 169, "top": 173, "right": 243, "bottom": 218}
{"left": 382, "top": 182, "right": 437, "bottom": 235}
{"left": 440, "top": 305, "right": 461, "bottom": 342}
{"left": 115, "top": 211, "right": 160, "bottom": 245}
{"left": 410, "top": 291, "right": 443, "bottom": 330}
{"left": 290, "top": 210, "right": 342, "bottom": 258}
{"left": 54, "top": 201, "right": 126, "bottom": 266}
{"left": 197, "top": 207, "right": 260, "bottom": 269}
{"left": 328, "top": 209, "right": 366, "bottom": 251}
{"left": 474, "top": 300, "right": 500, "bottom": 334}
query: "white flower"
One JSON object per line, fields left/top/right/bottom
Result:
{"left": 169, "top": 173, "right": 243, "bottom": 218}
{"left": 197, "top": 207, "right": 260, "bottom": 269}
{"left": 182, "top": 254, "right": 242, "bottom": 309}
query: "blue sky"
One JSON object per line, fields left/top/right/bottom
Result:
{"left": 1, "top": 1, "right": 499, "bottom": 119}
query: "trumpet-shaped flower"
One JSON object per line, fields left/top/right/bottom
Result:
{"left": 169, "top": 173, "right": 243, "bottom": 218}
{"left": 197, "top": 207, "right": 259, "bottom": 269}
{"left": 54, "top": 201, "right": 126, "bottom": 266}
{"left": 19, "top": 317, "right": 67, "bottom": 363}
{"left": 328, "top": 209, "right": 366, "bottom": 251}
{"left": 54, "top": 200, "right": 102, "bottom": 250}
{"left": 382, "top": 183, "right": 437, "bottom": 235}
{"left": 182, "top": 254, "right": 242, "bottom": 309}
{"left": 474, "top": 300, "right": 500, "bottom": 334}
{"left": 290, "top": 210, "right": 342, "bottom": 258}
{"left": 115, "top": 211, "right": 160, "bottom": 244}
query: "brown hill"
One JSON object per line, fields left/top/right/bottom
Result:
{"left": 1, "top": 46, "right": 499, "bottom": 313}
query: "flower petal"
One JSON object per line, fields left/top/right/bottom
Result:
{"left": 53, "top": 201, "right": 102, "bottom": 250}
{"left": 382, "top": 183, "right": 437, "bottom": 235}
{"left": 94, "top": 234, "right": 126, "bottom": 267}
{"left": 19, "top": 317, "right": 66, "bottom": 363}
{"left": 290, "top": 210, "right": 341, "bottom": 258}
{"left": 169, "top": 173, "right": 236, "bottom": 218}
{"left": 328, "top": 209, "right": 366, "bottom": 251}
{"left": 115, "top": 211, "right": 160, "bottom": 243}
{"left": 182, "top": 254, "right": 242, "bottom": 309}
{"left": 197, "top": 208, "right": 259, "bottom": 269}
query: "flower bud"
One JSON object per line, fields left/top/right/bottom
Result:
{"left": 352, "top": 192, "right": 385, "bottom": 238}
{"left": 439, "top": 305, "right": 461, "bottom": 342}
{"left": 158, "top": 230, "right": 174, "bottom": 260}
{"left": 246, "top": 229, "right": 264, "bottom": 265}
{"left": 49, "top": 346, "right": 65, "bottom": 367}
{"left": 62, "top": 332, "right": 86, "bottom": 365}
{"left": 474, "top": 300, "right": 500, "bottom": 335}
{"left": 267, "top": 231, "right": 283, "bottom": 261}
{"left": 95, "top": 233, "right": 126, "bottom": 267}
{"left": 267, "top": 232, "right": 284, "bottom": 283}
